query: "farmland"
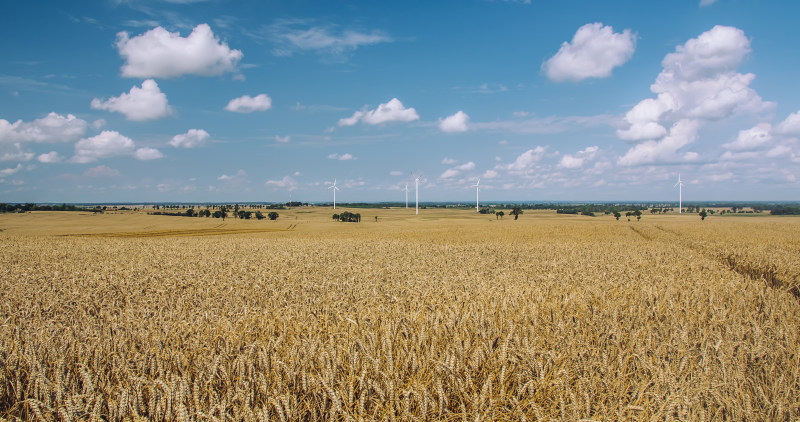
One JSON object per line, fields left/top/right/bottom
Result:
{"left": 1, "top": 209, "right": 799, "bottom": 420}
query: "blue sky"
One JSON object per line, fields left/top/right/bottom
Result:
{"left": 2, "top": 0, "right": 800, "bottom": 203}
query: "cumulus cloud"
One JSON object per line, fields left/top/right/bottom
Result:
{"left": 438, "top": 111, "right": 470, "bottom": 133}
{"left": 482, "top": 169, "right": 498, "bottom": 179}
{"left": 265, "top": 175, "right": 298, "bottom": 190}
{"left": 617, "top": 26, "right": 773, "bottom": 164}
{"left": 455, "top": 161, "right": 476, "bottom": 171}
{"left": 72, "top": 131, "right": 135, "bottom": 163}
{"left": 1, "top": 143, "right": 34, "bottom": 162}
{"left": 116, "top": 23, "right": 243, "bottom": 78}
{"left": 169, "top": 129, "right": 210, "bottom": 148}
{"left": 224, "top": 94, "right": 272, "bottom": 113}
{"left": 275, "top": 135, "right": 290, "bottom": 143}
{"left": 558, "top": 146, "right": 599, "bottom": 169}
{"left": 268, "top": 22, "right": 392, "bottom": 60}
{"left": 618, "top": 119, "right": 699, "bottom": 166}
{"left": 218, "top": 169, "right": 247, "bottom": 181}
{"left": 505, "top": 147, "right": 547, "bottom": 171}
{"left": 91, "top": 79, "right": 172, "bottom": 121}
{"left": 776, "top": 110, "right": 800, "bottom": 136}
{"left": 441, "top": 157, "right": 457, "bottom": 165}
{"left": 134, "top": 147, "right": 164, "bottom": 160}
{"left": 328, "top": 153, "right": 355, "bottom": 160}
{"left": 543, "top": 23, "right": 636, "bottom": 82}
{"left": 83, "top": 165, "right": 120, "bottom": 178}
{"left": 338, "top": 98, "right": 419, "bottom": 126}
{"left": 0, "top": 112, "right": 88, "bottom": 143}
{"left": 723, "top": 123, "right": 772, "bottom": 151}
{"left": 0, "top": 164, "right": 22, "bottom": 176}
{"left": 440, "top": 169, "right": 460, "bottom": 179}
{"left": 440, "top": 161, "right": 476, "bottom": 179}
{"left": 37, "top": 151, "right": 63, "bottom": 163}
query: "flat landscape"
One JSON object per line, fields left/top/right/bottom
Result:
{"left": 1, "top": 209, "right": 799, "bottom": 420}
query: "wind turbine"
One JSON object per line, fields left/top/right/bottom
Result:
{"left": 404, "top": 183, "right": 409, "bottom": 209}
{"left": 674, "top": 174, "right": 684, "bottom": 214}
{"left": 412, "top": 173, "right": 424, "bottom": 215}
{"left": 328, "top": 178, "right": 340, "bottom": 209}
{"left": 472, "top": 178, "right": 481, "bottom": 212}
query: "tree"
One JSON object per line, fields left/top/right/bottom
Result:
{"left": 509, "top": 207, "right": 523, "bottom": 220}
{"left": 234, "top": 204, "right": 239, "bottom": 217}
{"left": 699, "top": 210, "right": 708, "bottom": 221}
{"left": 255, "top": 211, "right": 265, "bottom": 220}
{"left": 268, "top": 212, "right": 279, "bottom": 220}
{"left": 219, "top": 206, "right": 228, "bottom": 221}
{"left": 497, "top": 211, "right": 505, "bottom": 220}
{"left": 625, "top": 211, "right": 632, "bottom": 222}
{"left": 185, "top": 208, "right": 196, "bottom": 217}
{"left": 613, "top": 212, "right": 621, "bottom": 221}
{"left": 634, "top": 210, "right": 642, "bottom": 221}
{"left": 332, "top": 214, "right": 340, "bottom": 221}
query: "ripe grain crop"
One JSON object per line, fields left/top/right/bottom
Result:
{"left": 0, "top": 211, "right": 798, "bottom": 420}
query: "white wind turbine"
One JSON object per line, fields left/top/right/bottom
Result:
{"left": 404, "top": 183, "right": 409, "bottom": 209}
{"left": 674, "top": 173, "right": 684, "bottom": 214}
{"left": 472, "top": 178, "right": 481, "bottom": 212}
{"left": 328, "top": 178, "right": 340, "bottom": 209}
{"left": 412, "top": 173, "right": 424, "bottom": 215}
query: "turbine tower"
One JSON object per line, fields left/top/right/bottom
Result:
{"left": 472, "top": 178, "right": 481, "bottom": 212}
{"left": 328, "top": 178, "right": 340, "bottom": 209}
{"left": 674, "top": 174, "right": 684, "bottom": 214}
{"left": 412, "top": 173, "right": 423, "bottom": 215}
{"left": 404, "top": 183, "right": 409, "bottom": 209}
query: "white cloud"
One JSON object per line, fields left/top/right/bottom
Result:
{"left": 224, "top": 94, "right": 272, "bottom": 113}
{"left": 0, "top": 112, "right": 88, "bottom": 143}
{"left": 91, "top": 80, "right": 172, "bottom": 121}
{"left": 328, "top": 153, "right": 355, "bottom": 160}
{"left": 558, "top": 146, "right": 599, "bottom": 169}
{"left": 455, "top": 161, "right": 476, "bottom": 171}
{"left": 440, "top": 169, "right": 460, "bottom": 179}
{"left": 505, "top": 147, "right": 547, "bottom": 171}
{"left": 268, "top": 22, "right": 391, "bottom": 59}
{"left": 116, "top": 23, "right": 243, "bottom": 78}
{"left": 389, "top": 170, "right": 403, "bottom": 176}
{"left": 483, "top": 169, "right": 498, "bottom": 179}
{"left": 1, "top": 143, "right": 34, "bottom": 162}
{"left": 169, "top": 129, "right": 210, "bottom": 148}
{"left": 265, "top": 175, "right": 298, "bottom": 190}
{"left": 218, "top": 169, "right": 246, "bottom": 181}
{"left": 338, "top": 98, "right": 419, "bottom": 126}
{"left": 83, "top": 165, "right": 120, "bottom": 178}
{"left": 37, "top": 151, "right": 63, "bottom": 163}
{"left": 542, "top": 23, "right": 636, "bottom": 82}
{"left": 134, "top": 147, "right": 163, "bottom": 160}
{"left": 776, "top": 110, "right": 800, "bottom": 136}
{"left": 441, "top": 157, "right": 457, "bottom": 165}
{"left": 0, "top": 164, "right": 22, "bottom": 176}
{"left": 723, "top": 123, "right": 772, "bottom": 151}
{"left": 72, "top": 131, "right": 135, "bottom": 163}
{"left": 275, "top": 135, "right": 290, "bottom": 143}
{"left": 618, "top": 26, "right": 773, "bottom": 163}
{"left": 438, "top": 111, "right": 470, "bottom": 133}
{"left": 618, "top": 119, "right": 699, "bottom": 166}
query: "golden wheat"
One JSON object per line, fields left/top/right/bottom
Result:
{"left": 0, "top": 211, "right": 798, "bottom": 420}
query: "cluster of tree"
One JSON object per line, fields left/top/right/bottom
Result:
{"left": 555, "top": 209, "right": 596, "bottom": 217}
{"left": 332, "top": 212, "right": 361, "bottom": 222}
{"left": 612, "top": 210, "right": 642, "bottom": 221}
{"left": 478, "top": 207, "right": 494, "bottom": 214}
{"left": 151, "top": 206, "right": 278, "bottom": 220}
{"left": 285, "top": 201, "right": 309, "bottom": 207}
{"left": 770, "top": 205, "right": 800, "bottom": 215}
{"left": 649, "top": 207, "right": 673, "bottom": 214}
{"left": 0, "top": 203, "right": 87, "bottom": 213}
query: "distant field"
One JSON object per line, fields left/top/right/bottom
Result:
{"left": 1, "top": 209, "right": 798, "bottom": 420}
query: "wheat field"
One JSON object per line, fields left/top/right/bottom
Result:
{"left": 1, "top": 209, "right": 798, "bottom": 421}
